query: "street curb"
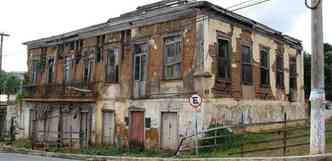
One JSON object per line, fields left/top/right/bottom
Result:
{"left": 1, "top": 145, "right": 332, "bottom": 161}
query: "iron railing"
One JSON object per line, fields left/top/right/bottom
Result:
{"left": 23, "top": 81, "right": 98, "bottom": 99}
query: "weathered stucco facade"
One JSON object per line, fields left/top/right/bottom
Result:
{"left": 22, "top": 0, "right": 305, "bottom": 150}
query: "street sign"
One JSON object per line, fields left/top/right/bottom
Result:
{"left": 189, "top": 94, "right": 202, "bottom": 111}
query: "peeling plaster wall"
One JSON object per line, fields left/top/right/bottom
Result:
{"left": 99, "top": 98, "right": 306, "bottom": 149}
{"left": 206, "top": 17, "right": 304, "bottom": 103}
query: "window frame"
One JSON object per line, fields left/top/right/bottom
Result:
{"left": 82, "top": 48, "right": 95, "bottom": 82}
{"left": 163, "top": 34, "right": 183, "bottom": 80}
{"left": 216, "top": 36, "right": 232, "bottom": 81}
{"left": 31, "top": 60, "right": 39, "bottom": 84}
{"left": 105, "top": 47, "right": 119, "bottom": 83}
{"left": 289, "top": 57, "right": 297, "bottom": 90}
{"left": 259, "top": 46, "right": 270, "bottom": 88}
{"left": 276, "top": 52, "right": 284, "bottom": 89}
{"left": 47, "top": 58, "right": 54, "bottom": 84}
{"left": 241, "top": 43, "right": 253, "bottom": 85}
{"left": 64, "top": 56, "right": 72, "bottom": 83}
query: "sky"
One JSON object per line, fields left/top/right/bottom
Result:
{"left": 0, "top": 0, "right": 331, "bottom": 72}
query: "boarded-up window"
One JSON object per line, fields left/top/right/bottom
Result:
{"left": 105, "top": 48, "right": 119, "bottom": 83}
{"left": 241, "top": 45, "right": 253, "bottom": 85}
{"left": 276, "top": 54, "right": 284, "bottom": 88}
{"left": 164, "top": 35, "right": 182, "bottom": 80}
{"left": 289, "top": 57, "right": 297, "bottom": 90}
{"left": 260, "top": 47, "right": 270, "bottom": 87}
{"left": 217, "top": 39, "right": 231, "bottom": 80}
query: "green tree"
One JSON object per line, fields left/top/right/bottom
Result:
{"left": 304, "top": 43, "right": 332, "bottom": 101}
{"left": 0, "top": 71, "right": 22, "bottom": 95}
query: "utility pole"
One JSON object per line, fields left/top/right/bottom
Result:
{"left": 308, "top": 0, "right": 325, "bottom": 154}
{"left": 0, "top": 33, "right": 10, "bottom": 72}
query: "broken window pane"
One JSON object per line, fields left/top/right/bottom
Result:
{"left": 164, "top": 35, "right": 182, "bottom": 79}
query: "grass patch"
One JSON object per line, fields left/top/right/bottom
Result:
{"left": 10, "top": 139, "right": 32, "bottom": 149}
{"left": 80, "top": 146, "right": 173, "bottom": 157}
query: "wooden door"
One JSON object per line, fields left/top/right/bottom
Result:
{"left": 133, "top": 44, "right": 148, "bottom": 98}
{"left": 102, "top": 111, "right": 115, "bottom": 145}
{"left": 161, "top": 112, "right": 178, "bottom": 150}
{"left": 80, "top": 112, "right": 90, "bottom": 147}
{"left": 129, "top": 111, "right": 144, "bottom": 148}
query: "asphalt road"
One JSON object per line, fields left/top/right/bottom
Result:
{"left": 0, "top": 152, "right": 81, "bottom": 161}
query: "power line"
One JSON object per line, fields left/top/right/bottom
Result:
{"left": 227, "top": 0, "right": 257, "bottom": 9}
{"left": 230, "top": 0, "right": 272, "bottom": 12}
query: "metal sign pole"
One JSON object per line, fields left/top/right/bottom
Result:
{"left": 194, "top": 109, "right": 199, "bottom": 155}
{"left": 189, "top": 94, "right": 202, "bottom": 155}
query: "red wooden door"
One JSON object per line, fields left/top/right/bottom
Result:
{"left": 129, "top": 111, "right": 144, "bottom": 148}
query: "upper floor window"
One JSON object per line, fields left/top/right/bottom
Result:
{"left": 31, "top": 60, "right": 38, "bottom": 84}
{"left": 241, "top": 45, "right": 253, "bottom": 85}
{"left": 217, "top": 38, "right": 231, "bottom": 80}
{"left": 164, "top": 35, "right": 182, "bottom": 80}
{"left": 64, "top": 56, "right": 72, "bottom": 83}
{"left": 289, "top": 57, "right": 297, "bottom": 90}
{"left": 276, "top": 53, "right": 284, "bottom": 88}
{"left": 260, "top": 47, "right": 270, "bottom": 87}
{"left": 105, "top": 48, "right": 119, "bottom": 83}
{"left": 83, "top": 49, "right": 94, "bottom": 82}
{"left": 47, "top": 58, "right": 54, "bottom": 83}
{"left": 96, "top": 47, "right": 102, "bottom": 63}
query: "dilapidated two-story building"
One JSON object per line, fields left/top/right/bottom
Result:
{"left": 22, "top": 0, "right": 305, "bottom": 150}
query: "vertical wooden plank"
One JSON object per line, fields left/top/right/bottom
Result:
{"left": 102, "top": 111, "right": 115, "bottom": 145}
{"left": 129, "top": 111, "right": 145, "bottom": 148}
{"left": 161, "top": 112, "right": 178, "bottom": 150}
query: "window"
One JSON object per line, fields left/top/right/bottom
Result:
{"left": 68, "top": 42, "right": 75, "bottom": 50}
{"left": 83, "top": 49, "right": 94, "bottom": 82}
{"left": 95, "top": 47, "right": 102, "bottom": 63}
{"left": 289, "top": 57, "right": 297, "bottom": 90}
{"left": 145, "top": 118, "right": 151, "bottom": 128}
{"left": 276, "top": 54, "right": 284, "bottom": 88}
{"left": 164, "top": 35, "right": 182, "bottom": 80}
{"left": 241, "top": 45, "right": 252, "bottom": 85}
{"left": 217, "top": 39, "right": 231, "bottom": 80}
{"left": 64, "top": 56, "right": 72, "bottom": 83}
{"left": 31, "top": 60, "right": 38, "bottom": 84}
{"left": 105, "top": 48, "right": 119, "bottom": 82}
{"left": 260, "top": 47, "right": 270, "bottom": 87}
{"left": 47, "top": 58, "right": 54, "bottom": 83}
{"left": 58, "top": 44, "right": 64, "bottom": 56}
{"left": 125, "top": 117, "right": 129, "bottom": 126}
